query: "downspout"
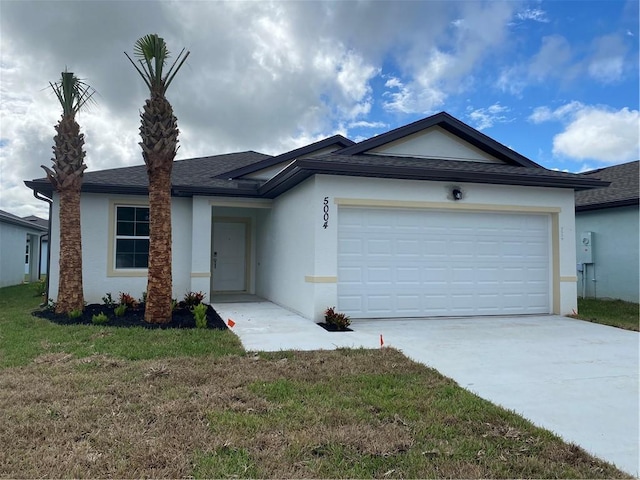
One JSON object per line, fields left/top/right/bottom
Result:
{"left": 33, "top": 190, "right": 52, "bottom": 303}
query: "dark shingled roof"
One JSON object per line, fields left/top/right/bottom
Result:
{"left": 24, "top": 113, "right": 610, "bottom": 199}
{"left": 27, "top": 151, "right": 272, "bottom": 197}
{"left": 575, "top": 160, "right": 639, "bottom": 211}
{"left": 0, "top": 209, "right": 48, "bottom": 232}
{"left": 257, "top": 153, "right": 609, "bottom": 198}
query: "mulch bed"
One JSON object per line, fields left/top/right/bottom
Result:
{"left": 316, "top": 322, "right": 353, "bottom": 332}
{"left": 32, "top": 303, "right": 228, "bottom": 330}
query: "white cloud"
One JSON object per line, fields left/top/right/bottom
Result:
{"left": 553, "top": 107, "right": 639, "bottom": 163}
{"left": 530, "top": 103, "right": 639, "bottom": 163}
{"left": 515, "top": 8, "right": 549, "bottom": 23}
{"left": 528, "top": 101, "right": 584, "bottom": 123}
{"left": 466, "top": 103, "right": 511, "bottom": 130}
{"left": 587, "top": 34, "right": 627, "bottom": 84}
{"left": 348, "top": 121, "right": 388, "bottom": 129}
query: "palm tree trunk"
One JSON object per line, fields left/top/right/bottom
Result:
{"left": 144, "top": 166, "right": 173, "bottom": 323}
{"left": 55, "top": 188, "right": 84, "bottom": 313}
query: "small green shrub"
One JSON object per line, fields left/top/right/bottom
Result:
{"left": 171, "top": 299, "right": 178, "bottom": 311}
{"left": 324, "top": 306, "right": 351, "bottom": 330}
{"left": 44, "top": 299, "right": 56, "bottom": 312}
{"left": 68, "top": 309, "right": 83, "bottom": 319}
{"left": 118, "top": 292, "right": 138, "bottom": 309}
{"left": 192, "top": 303, "right": 208, "bottom": 329}
{"left": 91, "top": 312, "right": 109, "bottom": 325}
{"left": 140, "top": 291, "right": 147, "bottom": 305}
{"left": 102, "top": 292, "right": 116, "bottom": 308}
{"left": 183, "top": 291, "right": 206, "bottom": 308}
{"left": 33, "top": 278, "right": 46, "bottom": 297}
{"left": 114, "top": 304, "right": 127, "bottom": 317}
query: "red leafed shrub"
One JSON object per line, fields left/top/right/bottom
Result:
{"left": 119, "top": 292, "right": 138, "bottom": 309}
{"left": 324, "top": 306, "right": 351, "bottom": 330}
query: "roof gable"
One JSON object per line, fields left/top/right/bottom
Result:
{"left": 368, "top": 126, "right": 505, "bottom": 164}
{"left": 338, "top": 112, "right": 540, "bottom": 168}
{"left": 219, "top": 135, "right": 355, "bottom": 180}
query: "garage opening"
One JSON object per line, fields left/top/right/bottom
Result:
{"left": 337, "top": 207, "right": 551, "bottom": 318}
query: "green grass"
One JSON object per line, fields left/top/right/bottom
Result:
{"left": 573, "top": 297, "right": 639, "bottom": 331}
{"left": 0, "top": 283, "right": 244, "bottom": 368}
{"left": 0, "top": 284, "right": 631, "bottom": 478}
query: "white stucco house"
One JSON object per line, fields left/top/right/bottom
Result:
{"left": 575, "top": 161, "right": 639, "bottom": 303}
{"left": 26, "top": 112, "right": 607, "bottom": 320}
{"left": 0, "top": 209, "right": 48, "bottom": 287}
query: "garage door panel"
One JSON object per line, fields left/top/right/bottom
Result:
{"left": 338, "top": 208, "right": 551, "bottom": 318}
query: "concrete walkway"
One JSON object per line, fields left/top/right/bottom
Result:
{"left": 214, "top": 301, "right": 639, "bottom": 476}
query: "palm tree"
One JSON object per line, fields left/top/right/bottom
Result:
{"left": 41, "top": 70, "right": 95, "bottom": 314}
{"left": 125, "top": 34, "right": 190, "bottom": 324}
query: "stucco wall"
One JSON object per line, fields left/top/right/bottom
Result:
{"left": 255, "top": 178, "right": 316, "bottom": 318}
{"left": 48, "top": 193, "right": 193, "bottom": 304}
{"left": 310, "top": 175, "right": 578, "bottom": 318}
{"left": 0, "top": 222, "right": 29, "bottom": 287}
{"left": 575, "top": 206, "right": 639, "bottom": 303}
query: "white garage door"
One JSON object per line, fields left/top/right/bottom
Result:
{"left": 338, "top": 208, "right": 550, "bottom": 318}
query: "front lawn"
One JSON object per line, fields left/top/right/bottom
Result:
{"left": 573, "top": 297, "right": 639, "bottom": 331}
{"left": 0, "top": 284, "right": 631, "bottom": 478}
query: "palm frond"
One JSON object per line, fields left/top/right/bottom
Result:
{"left": 126, "top": 34, "right": 189, "bottom": 95}
{"left": 49, "top": 70, "right": 96, "bottom": 117}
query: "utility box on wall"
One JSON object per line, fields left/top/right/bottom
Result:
{"left": 578, "top": 231, "right": 594, "bottom": 264}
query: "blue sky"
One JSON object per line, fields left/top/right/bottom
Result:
{"left": 0, "top": 0, "right": 638, "bottom": 218}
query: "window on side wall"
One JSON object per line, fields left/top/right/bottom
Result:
{"left": 114, "top": 205, "right": 149, "bottom": 269}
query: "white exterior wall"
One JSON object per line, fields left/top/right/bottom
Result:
{"left": 255, "top": 178, "right": 316, "bottom": 318}
{"left": 0, "top": 222, "right": 32, "bottom": 287}
{"left": 575, "top": 206, "right": 639, "bottom": 303}
{"left": 304, "top": 175, "right": 577, "bottom": 319}
{"left": 48, "top": 193, "right": 193, "bottom": 304}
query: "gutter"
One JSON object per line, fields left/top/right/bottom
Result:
{"left": 33, "top": 190, "right": 52, "bottom": 302}
{"left": 259, "top": 159, "right": 611, "bottom": 198}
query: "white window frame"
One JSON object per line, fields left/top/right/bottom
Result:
{"left": 107, "top": 200, "right": 150, "bottom": 277}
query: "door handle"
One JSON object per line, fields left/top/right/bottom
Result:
{"left": 213, "top": 252, "right": 217, "bottom": 269}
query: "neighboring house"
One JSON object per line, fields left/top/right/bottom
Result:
{"left": 0, "top": 209, "right": 48, "bottom": 287}
{"left": 22, "top": 215, "right": 49, "bottom": 277}
{"left": 575, "top": 160, "right": 639, "bottom": 303}
{"left": 26, "top": 112, "right": 607, "bottom": 320}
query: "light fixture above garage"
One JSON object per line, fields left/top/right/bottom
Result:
{"left": 452, "top": 187, "right": 463, "bottom": 200}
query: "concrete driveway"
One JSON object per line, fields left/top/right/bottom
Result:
{"left": 214, "top": 301, "right": 639, "bottom": 476}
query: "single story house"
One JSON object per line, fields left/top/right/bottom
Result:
{"left": 575, "top": 160, "right": 639, "bottom": 303}
{"left": 0, "top": 209, "right": 48, "bottom": 287}
{"left": 26, "top": 112, "right": 607, "bottom": 320}
{"left": 22, "top": 215, "right": 49, "bottom": 278}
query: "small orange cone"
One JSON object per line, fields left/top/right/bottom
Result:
{"left": 380, "top": 334, "right": 384, "bottom": 347}
{"left": 227, "top": 319, "right": 236, "bottom": 328}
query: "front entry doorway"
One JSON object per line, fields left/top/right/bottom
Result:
{"left": 212, "top": 220, "right": 248, "bottom": 292}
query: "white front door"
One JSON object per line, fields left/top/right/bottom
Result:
{"left": 212, "top": 221, "right": 247, "bottom": 292}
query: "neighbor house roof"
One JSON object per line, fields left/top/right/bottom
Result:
{"left": 0, "top": 209, "right": 48, "bottom": 232}
{"left": 25, "top": 112, "right": 609, "bottom": 199}
{"left": 575, "top": 160, "right": 640, "bottom": 212}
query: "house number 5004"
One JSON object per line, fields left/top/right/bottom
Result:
{"left": 322, "top": 197, "right": 329, "bottom": 229}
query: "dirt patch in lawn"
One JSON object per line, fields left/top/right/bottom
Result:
{"left": 32, "top": 303, "right": 227, "bottom": 330}
{"left": 0, "top": 349, "right": 629, "bottom": 479}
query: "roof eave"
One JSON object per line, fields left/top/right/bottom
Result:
{"left": 258, "top": 160, "right": 609, "bottom": 198}
{"left": 576, "top": 198, "right": 640, "bottom": 212}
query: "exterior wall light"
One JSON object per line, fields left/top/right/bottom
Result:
{"left": 452, "top": 188, "right": 463, "bottom": 200}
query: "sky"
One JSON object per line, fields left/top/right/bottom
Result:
{"left": 1, "top": 0, "right": 638, "bottom": 219}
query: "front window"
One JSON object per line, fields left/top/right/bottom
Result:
{"left": 115, "top": 206, "right": 149, "bottom": 268}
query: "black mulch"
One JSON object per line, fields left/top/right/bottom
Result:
{"left": 316, "top": 322, "right": 353, "bottom": 332}
{"left": 32, "top": 303, "right": 228, "bottom": 330}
